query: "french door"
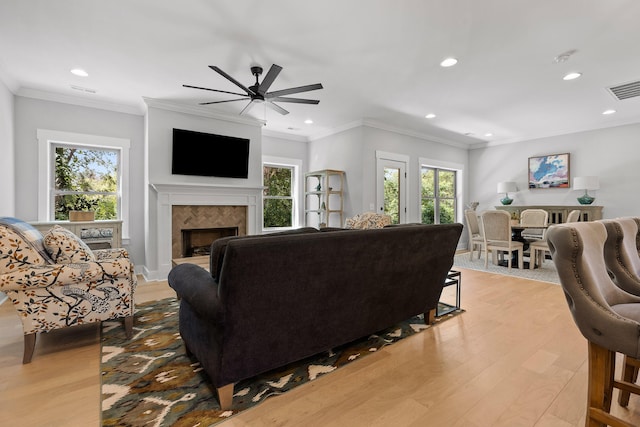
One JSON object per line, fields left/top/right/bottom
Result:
{"left": 376, "top": 158, "right": 407, "bottom": 224}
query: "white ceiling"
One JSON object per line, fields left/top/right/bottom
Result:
{"left": 1, "top": 0, "right": 640, "bottom": 146}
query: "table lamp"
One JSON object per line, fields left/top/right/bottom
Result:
{"left": 573, "top": 176, "right": 599, "bottom": 205}
{"left": 497, "top": 181, "right": 517, "bottom": 205}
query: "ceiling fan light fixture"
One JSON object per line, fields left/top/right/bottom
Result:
{"left": 440, "top": 57, "right": 458, "bottom": 67}
{"left": 563, "top": 72, "right": 582, "bottom": 81}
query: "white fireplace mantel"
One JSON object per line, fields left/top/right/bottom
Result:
{"left": 149, "top": 182, "right": 264, "bottom": 279}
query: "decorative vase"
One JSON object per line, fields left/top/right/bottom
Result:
{"left": 500, "top": 197, "right": 513, "bottom": 205}
{"left": 577, "top": 193, "right": 595, "bottom": 205}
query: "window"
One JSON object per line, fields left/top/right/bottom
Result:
{"left": 421, "top": 166, "right": 457, "bottom": 224}
{"left": 263, "top": 164, "right": 295, "bottom": 229}
{"left": 52, "top": 144, "right": 119, "bottom": 220}
{"left": 38, "top": 129, "right": 130, "bottom": 237}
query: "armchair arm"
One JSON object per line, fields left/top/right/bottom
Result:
{"left": 168, "top": 263, "right": 223, "bottom": 323}
{"left": 93, "top": 248, "right": 130, "bottom": 260}
{"left": 0, "top": 258, "right": 134, "bottom": 291}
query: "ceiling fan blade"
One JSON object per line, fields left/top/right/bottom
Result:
{"left": 199, "top": 98, "right": 249, "bottom": 105}
{"left": 239, "top": 100, "right": 256, "bottom": 115}
{"left": 209, "top": 66, "right": 256, "bottom": 95}
{"left": 183, "top": 84, "right": 248, "bottom": 97}
{"left": 258, "top": 64, "right": 282, "bottom": 94}
{"left": 270, "top": 96, "right": 320, "bottom": 104}
{"left": 265, "top": 101, "right": 289, "bottom": 115}
{"left": 266, "top": 83, "right": 323, "bottom": 98}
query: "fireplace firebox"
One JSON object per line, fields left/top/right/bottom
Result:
{"left": 181, "top": 227, "right": 238, "bottom": 257}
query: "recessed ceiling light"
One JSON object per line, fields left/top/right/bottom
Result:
{"left": 440, "top": 57, "right": 458, "bottom": 67}
{"left": 425, "top": 113, "right": 436, "bottom": 119}
{"left": 304, "top": 119, "right": 313, "bottom": 124}
{"left": 484, "top": 133, "right": 493, "bottom": 137}
{"left": 563, "top": 72, "right": 582, "bottom": 81}
{"left": 602, "top": 109, "right": 616, "bottom": 115}
{"left": 70, "top": 68, "right": 89, "bottom": 77}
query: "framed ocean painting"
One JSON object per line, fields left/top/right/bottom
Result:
{"left": 528, "top": 153, "right": 570, "bottom": 188}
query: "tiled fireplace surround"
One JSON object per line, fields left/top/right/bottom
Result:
{"left": 151, "top": 183, "right": 263, "bottom": 279}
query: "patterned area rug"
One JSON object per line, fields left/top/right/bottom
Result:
{"left": 101, "top": 298, "right": 464, "bottom": 426}
{"left": 453, "top": 252, "right": 559, "bottom": 284}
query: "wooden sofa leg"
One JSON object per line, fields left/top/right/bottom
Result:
{"left": 217, "top": 383, "right": 235, "bottom": 410}
{"left": 23, "top": 333, "right": 36, "bottom": 364}
{"left": 425, "top": 308, "right": 436, "bottom": 325}
{"left": 124, "top": 315, "right": 134, "bottom": 339}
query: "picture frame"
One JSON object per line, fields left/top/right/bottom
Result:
{"left": 528, "top": 153, "right": 570, "bottom": 189}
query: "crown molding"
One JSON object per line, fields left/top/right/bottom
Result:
{"left": 261, "top": 128, "right": 309, "bottom": 142}
{"left": 143, "top": 97, "right": 264, "bottom": 128}
{"left": 360, "top": 119, "right": 472, "bottom": 149}
{"left": 307, "top": 120, "right": 365, "bottom": 141}
{"left": 16, "top": 87, "right": 144, "bottom": 115}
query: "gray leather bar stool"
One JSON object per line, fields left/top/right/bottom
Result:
{"left": 547, "top": 221, "right": 640, "bottom": 427}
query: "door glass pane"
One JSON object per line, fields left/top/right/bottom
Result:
{"left": 384, "top": 167, "right": 400, "bottom": 224}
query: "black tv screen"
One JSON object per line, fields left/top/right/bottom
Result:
{"left": 171, "top": 128, "right": 250, "bottom": 178}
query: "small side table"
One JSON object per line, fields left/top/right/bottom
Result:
{"left": 437, "top": 270, "right": 461, "bottom": 316}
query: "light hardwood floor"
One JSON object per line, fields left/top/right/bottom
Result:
{"left": 1, "top": 269, "right": 639, "bottom": 426}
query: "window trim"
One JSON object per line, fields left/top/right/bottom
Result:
{"left": 37, "top": 129, "right": 130, "bottom": 238}
{"left": 262, "top": 155, "right": 301, "bottom": 232}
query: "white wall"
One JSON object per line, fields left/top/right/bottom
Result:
{"left": 308, "top": 126, "right": 365, "bottom": 217}
{"left": 0, "top": 79, "right": 14, "bottom": 216}
{"left": 309, "top": 125, "right": 469, "bottom": 225}
{"left": 13, "top": 97, "right": 146, "bottom": 265}
{"left": 468, "top": 123, "right": 640, "bottom": 219}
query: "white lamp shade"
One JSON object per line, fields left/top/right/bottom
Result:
{"left": 497, "top": 181, "right": 517, "bottom": 193}
{"left": 573, "top": 176, "right": 600, "bottom": 190}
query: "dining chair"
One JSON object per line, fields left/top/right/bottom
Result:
{"left": 481, "top": 210, "right": 523, "bottom": 269}
{"left": 566, "top": 209, "right": 581, "bottom": 223}
{"left": 464, "top": 209, "right": 484, "bottom": 260}
{"left": 547, "top": 221, "right": 640, "bottom": 427}
{"left": 531, "top": 209, "right": 581, "bottom": 268}
{"left": 519, "top": 208, "right": 548, "bottom": 241}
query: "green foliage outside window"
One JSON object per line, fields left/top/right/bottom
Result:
{"left": 263, "top": 166, "right": 293, "bottom": 228}
{"left": 383, "top": 168, "right": 400, "bottom": 224}
{"left": 54, "top": 146, "right": 119, "bottom": 220}
{"left": 421, "top": 167, "right": 456, "bottom": 224}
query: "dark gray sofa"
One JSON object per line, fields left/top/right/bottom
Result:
{"left": 167, "top": 223, "right": 462, "bottom": 409}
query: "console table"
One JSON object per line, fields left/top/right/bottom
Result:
{"left": 30, "top": 220, "right": 123, "bottom": 250}
{"left": 495, "top": 205, "right": 603, "bottom": 224}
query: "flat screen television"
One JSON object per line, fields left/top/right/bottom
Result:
{"left": 171, "top": 128, "right": 250, "bottom": 178}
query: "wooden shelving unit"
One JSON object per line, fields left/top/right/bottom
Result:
{"left": 304, "top": 169, "right": 345, "bottom": 228}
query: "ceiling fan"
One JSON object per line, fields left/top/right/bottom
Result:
{"left": 183, "top": 64, "right": 323, "bottom": 115}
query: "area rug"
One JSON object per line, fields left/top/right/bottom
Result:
{"left": 101, "top": 298, "right": 463, "bottom": 426}
{"left": 453, "top": 252, "right": 560, "bottom": 284}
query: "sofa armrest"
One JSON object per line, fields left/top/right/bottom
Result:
{"left": 168, "top": 263, "right": 223, "bottom": 322}
{"left": 0, "top": 259, "right": 134, "bottom": 291}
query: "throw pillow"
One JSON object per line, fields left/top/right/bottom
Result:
{"left": 44, "top": 225, "right": 96, "bottom": 264}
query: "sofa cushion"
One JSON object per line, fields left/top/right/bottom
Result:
{"left": 43, "top": 225, "right": 96, "bottom": 263}
{"left": 209, "top": 227, "right": 320, "bottom": 280}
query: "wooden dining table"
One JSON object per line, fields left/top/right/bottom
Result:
{"left": 498, "top": 224, "right": 549, "bottom": 268}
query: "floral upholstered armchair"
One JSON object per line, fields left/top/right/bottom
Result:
{"left": 0, "top": 217, "right": 137, "bottom": 363}
{"left": 345, "top": 212, "right": 392, "bottom": 229}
